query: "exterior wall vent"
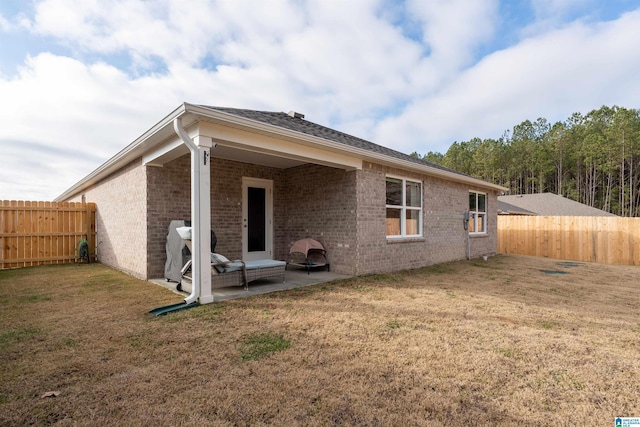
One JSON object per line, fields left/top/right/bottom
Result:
{"left": 287, "top": 111, "right": 305, "bottom": 119}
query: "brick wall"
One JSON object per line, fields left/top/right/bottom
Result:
{"left": 145, "top": 155, "right": 286, "bottom": 279}
{"left": 354, "top": 163, "right": 389, "bottom": 274}
{"left": 67, "top": 152, "right": 498, "bottom": 281}
{"left": 65, "top": 159, "right": 148, "bottom": 279}
{"left": 146, "top": 155, "right": 191, "bottom": 279}
{"left": 354, "top": 162, "right": 498, "bottom": 275}
{"left": 209, "top": 157, "right": 286, "bottom": 261}
{"left": 283, "top": 164, "right": 358, "bottom": 275}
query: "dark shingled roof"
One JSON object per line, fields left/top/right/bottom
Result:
{"left": 498, "top": 193, "right": 617, "bottom": 216}
{"left": 201, "top": 105, "right": 466, "bottom": 177}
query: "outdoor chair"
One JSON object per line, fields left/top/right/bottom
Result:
{"left": 211, "top": 254, "right": 286, "bottom": 289}
{"left": 179, "top": 253, "right": 286, "bottom": 292}
{"left": 174, "top": 227, "right": 285, "bottom": 292}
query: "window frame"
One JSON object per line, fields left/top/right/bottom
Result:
{"left": 468, "top": 191, "right": 487, "bottom": 235}
{"left": 385, "top": 175, "right": 423, "bottom": 238}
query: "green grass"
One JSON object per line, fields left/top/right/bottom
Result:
{"left": 471, "top": 261, "right": 497, "bottom": 269}
{"left": 368, "top": 273, "right": 403, "bottom": 282}
{"left": 0, "top": 327, "right": 41, "bottom": 349}
{"left": 18, "top": 294, "right": 51, "bottom": 303}
{"left": 542, "top": 320, "right": 556, "bottom": 330}
{"left": 239, "top": 332, "right": 291, "bottom": 361}
{"left": 386, "top": 319, "right": 402, "bottom": 329}
{"left": 422, "top": 264, "right": 451, "bottom": 274}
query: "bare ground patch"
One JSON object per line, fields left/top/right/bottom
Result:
{"left": 1, "top": 255, "right": 639, "bottom": 426}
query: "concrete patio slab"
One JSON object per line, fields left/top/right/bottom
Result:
{"left": 150, "top": 267, "right": 351, "bottom": 301}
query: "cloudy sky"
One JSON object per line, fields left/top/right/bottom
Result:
{"left": 1, "top": 0, "right": 639, "bottom": 201}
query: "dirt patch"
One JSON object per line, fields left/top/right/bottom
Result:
{"left": 1, "top": 255, "right": 639, "bottom": 426}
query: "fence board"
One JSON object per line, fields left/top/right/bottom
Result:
{"left": 0, "top": 201, "right": 96, "bottom": 269}
{"left": 498, "top": 216, "right": 640, "bottom": 266}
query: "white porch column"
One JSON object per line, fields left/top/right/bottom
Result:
{"left": 193, "top": 135, "right": 214, "bottom": 304}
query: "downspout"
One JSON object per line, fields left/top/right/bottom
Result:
{"left": 464, "top": 210, "right": 471, "bottom": 260}
{"left": 174, "top": 117, "right": 201, "bottom": 305}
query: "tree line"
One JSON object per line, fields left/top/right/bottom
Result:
{"left": 414, "top": 105, "right": 640, "bottom": 217}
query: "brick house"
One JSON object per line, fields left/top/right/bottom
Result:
{"left": 57, "top": 103, "right": 506, "bottom": 304}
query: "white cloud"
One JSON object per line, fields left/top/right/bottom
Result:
{"left": 530, "top": 0, "right": 592, "bottom": 20}
{"left": 408, "top": 0, "right": 499, "bottom": 67}
{"left": 372, "top": 8, "right": 640, "bottom": 154}
{"left": 0, "top": 12, "right": 11, "bottom": 31}
{"left": 522, "top": 0, "right": 595, "bottom": 38}
{"left": 1, "top": 0, "right": 639, "bottom": 200}
{"left": 0, "top": 53, "right": 176, "bottom": 200}
{"left": 29, "top": 0, "right": 211, "bottom": 67}
{"left": 21, "top": 0, "right": 424, "bottom": 120}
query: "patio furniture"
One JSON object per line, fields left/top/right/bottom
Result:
{"left": 211, "top": 255, "right": 287, "bottom": 289}
{"left": 175, "top": 227, "right": 285, "bottom": 292}
{"left": 287, "top": 238, "right": 330, "bottom": 274}
{"left": 180, "top": 256, "right": 286, "bottom": 291}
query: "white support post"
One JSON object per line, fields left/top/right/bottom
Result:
{"left": 194, "top": 135, "right": 214, "bottom": 304}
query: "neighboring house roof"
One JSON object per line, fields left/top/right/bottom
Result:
{"left": 56, "top": 103, "right": 507, "bottom": 201}
{"left": 497, "top": 200, "right": 536, "bottom": 215}
{"left": 498, "top": 193, "right": 617, "bottom": 216}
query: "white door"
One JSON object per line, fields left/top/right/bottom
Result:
{"left": 242, "top": 177, "right": 273, "bottom": 261}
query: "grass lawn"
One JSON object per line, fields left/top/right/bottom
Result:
{"left": 1, "top": 255, "right": 639, "bottom": 426}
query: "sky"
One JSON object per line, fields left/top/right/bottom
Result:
{"left": 1, "top": 0, "right": 639, "bottom": 201}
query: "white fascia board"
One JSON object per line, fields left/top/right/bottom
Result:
{"left": 198, "top": 121, "right": 362, "bottom": 171}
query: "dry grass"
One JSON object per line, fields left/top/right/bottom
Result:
{"left": 1, "top": 255, "right": 639, "bottom": 426}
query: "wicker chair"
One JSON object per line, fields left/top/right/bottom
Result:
{"left": 211, "top": 258, "right": 248, "bottom": 290}
{"left": 180, "top": 256, "right": 286, "bottom": 291}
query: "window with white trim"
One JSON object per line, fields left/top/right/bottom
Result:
{"left": 468, "top": 191, "right": 487, "bottom": 234}
{"left": 386, "top": 177, "right": 422, "bottom": 237}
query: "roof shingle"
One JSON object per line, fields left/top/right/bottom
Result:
{"left": 201, "top": 105, "right": 468, "bottom": 177}
{"left": 498, "top": 193, "right": 616, "bottom": 216}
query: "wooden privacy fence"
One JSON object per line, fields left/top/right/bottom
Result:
{"left": 498, "top": 216, "right": 640, "bottom": 266}
{"left": 0, "top": 201, "right": 96, "bottom": 269}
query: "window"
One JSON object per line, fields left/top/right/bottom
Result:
{"left": 468, "top": 191, "right": 487, "bottom": 234}
{"left": 386, "top": 177, "right": 422, "bottom": 237}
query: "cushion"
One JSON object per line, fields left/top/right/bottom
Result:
{"left": 211, "top": 253, "right": 230, "bottom": 263}
{"left": 244, "top": 259, "right": 286, "bottom": 269}
{"left": 223, "top": 262, "right": 244, "bottom": 273}
{"left": 211, "top": 253, "right": 231, "bottom": 273}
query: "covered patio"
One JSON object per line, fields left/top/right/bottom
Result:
{"left": 151, "top": 267, "right": 351, "bottom": 301}
{"left": 143, "top": 104, "right": 362, "bottom": 305}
